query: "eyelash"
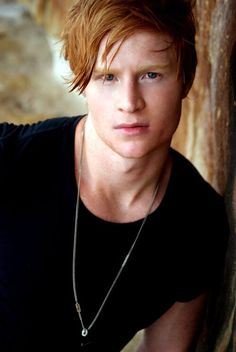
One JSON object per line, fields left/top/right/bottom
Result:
{"left": 104, "top": 74, "right": 115, "bottom": 82}
{"left": 102, "top": 72, "right": 161, "bottom": 82}
{"left": 145, "top": 72, "right": 159, "bottom": 79}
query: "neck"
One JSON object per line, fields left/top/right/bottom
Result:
{"left": 74, "top": 117, "right": 172, "bottom": 222}
{"left": 83, "top": 117, "right": 170, "bottom": 183}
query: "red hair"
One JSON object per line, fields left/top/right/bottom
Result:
{"left": 61, "top": 0, "right": 197, "bottom": 96}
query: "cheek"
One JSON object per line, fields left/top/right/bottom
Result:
{"left": 86, "top": 95, "right": 103, "bottom": 116}
{"left": 151, "top": 92, "right": 182, "bottom": 136}
{"left": 86, "top": 87, "right": 113, "bottom": 115}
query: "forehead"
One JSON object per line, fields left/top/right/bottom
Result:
{"left": 95, "top": 30, "right": 175, "bottom": 68}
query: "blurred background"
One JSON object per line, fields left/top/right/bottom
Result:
{"left": 0, "top": 0, "right": 235, "bottom": 351}
{"left": 0, "top": 0, "right": 87, "bottom": 125}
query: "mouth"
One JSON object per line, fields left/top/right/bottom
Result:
{"left": 114, "top": 122, "right": 149, "bottom": 135}
{"left": 115, "top": 122, "right": 148, "bottom": 128}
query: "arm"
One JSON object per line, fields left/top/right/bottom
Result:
{"left": 136, "top": 293, "right": 208, "bottom": 352}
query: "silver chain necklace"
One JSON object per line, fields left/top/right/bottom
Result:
{"left": 72, "top": 118, "right": 161, "bottom": 338}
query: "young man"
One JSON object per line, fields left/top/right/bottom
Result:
{"left": 0, "top": 0, "right": 228, "bottom": 351}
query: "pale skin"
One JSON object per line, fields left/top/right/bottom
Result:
{"left": 74, "top": 30, "right": 208, "bottom": 351}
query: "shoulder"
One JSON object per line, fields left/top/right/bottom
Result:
{"left": 0, "top": 115, "right": 83, "bottom": 142}
{"left": 169, "top": 148, "right": 229, "bottom": 238}
{"left": 168, "top": 147, "right": 229, "bottom": 262}
{"left": 170, "top": 148, "right": 223, "bottom": 206}
{"left": 167, "top": 149, "right": 229, "bottom": 300}
{"left": 0, "top": 115, "right": 84, "bottom": 190}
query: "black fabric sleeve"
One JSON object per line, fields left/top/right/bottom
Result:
{"left": 166, "top": 150, "right": 230, "bottom": 303}
{"left": 0, "top": 117, "right": 81, "bottom": 189}
{"left": 174, "top": 187, "right": 229, "bottom": 302}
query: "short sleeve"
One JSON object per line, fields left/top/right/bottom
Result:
{"left": 173, "top": 184, "right": 229, "bottom": 302}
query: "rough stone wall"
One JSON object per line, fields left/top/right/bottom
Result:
{"left": 0, "top": 2, "right": 87, "bottom": 124}
{"left": 19, "top": 0, "right": 76, "bottom": 36}
{"left": 173, "top": 1, "right": 234, "bottom": 193}
{"left": 172, "top": 1, "right": 236, "bottom": 351}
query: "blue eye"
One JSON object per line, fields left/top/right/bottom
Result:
{"left": 147, "top": 72, "right": 158, "bottom": 79}
{"left": 104, "top": 74, "right": 115, "bottom": 81}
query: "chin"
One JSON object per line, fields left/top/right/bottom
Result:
{"left": 117, "top": 148, "right": 150, "bottom": 160}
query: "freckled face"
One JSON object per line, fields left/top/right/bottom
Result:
{"left": 84, "top": 30, "right": 183, "bottom": 159}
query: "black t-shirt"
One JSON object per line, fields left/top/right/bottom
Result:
{"left": 0, "top": 116, "right": 229, "bottom": 351}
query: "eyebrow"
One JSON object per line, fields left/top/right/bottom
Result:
{"left": 93, "top": 63, "right": 170, "bottom": 76}
{"left": 136, "top": 64, "right": 170, "bottom": 73}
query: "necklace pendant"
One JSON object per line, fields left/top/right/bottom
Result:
{"left": 82, "top": 328, "right": 88, "bottom": 337}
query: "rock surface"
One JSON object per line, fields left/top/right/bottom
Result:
{"left": 0, "top": 3, "right": 87, "bottom": 124}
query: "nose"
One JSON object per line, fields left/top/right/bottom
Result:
{"left": 117, "top": 80, "right": 145, "bottom": 113}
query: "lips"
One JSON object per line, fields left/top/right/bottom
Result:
{"left": 115, "top": 122, "right": 149, "bottom": 129}
{"left": 114, "top": 122, "right": 149, "bottom": 135}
